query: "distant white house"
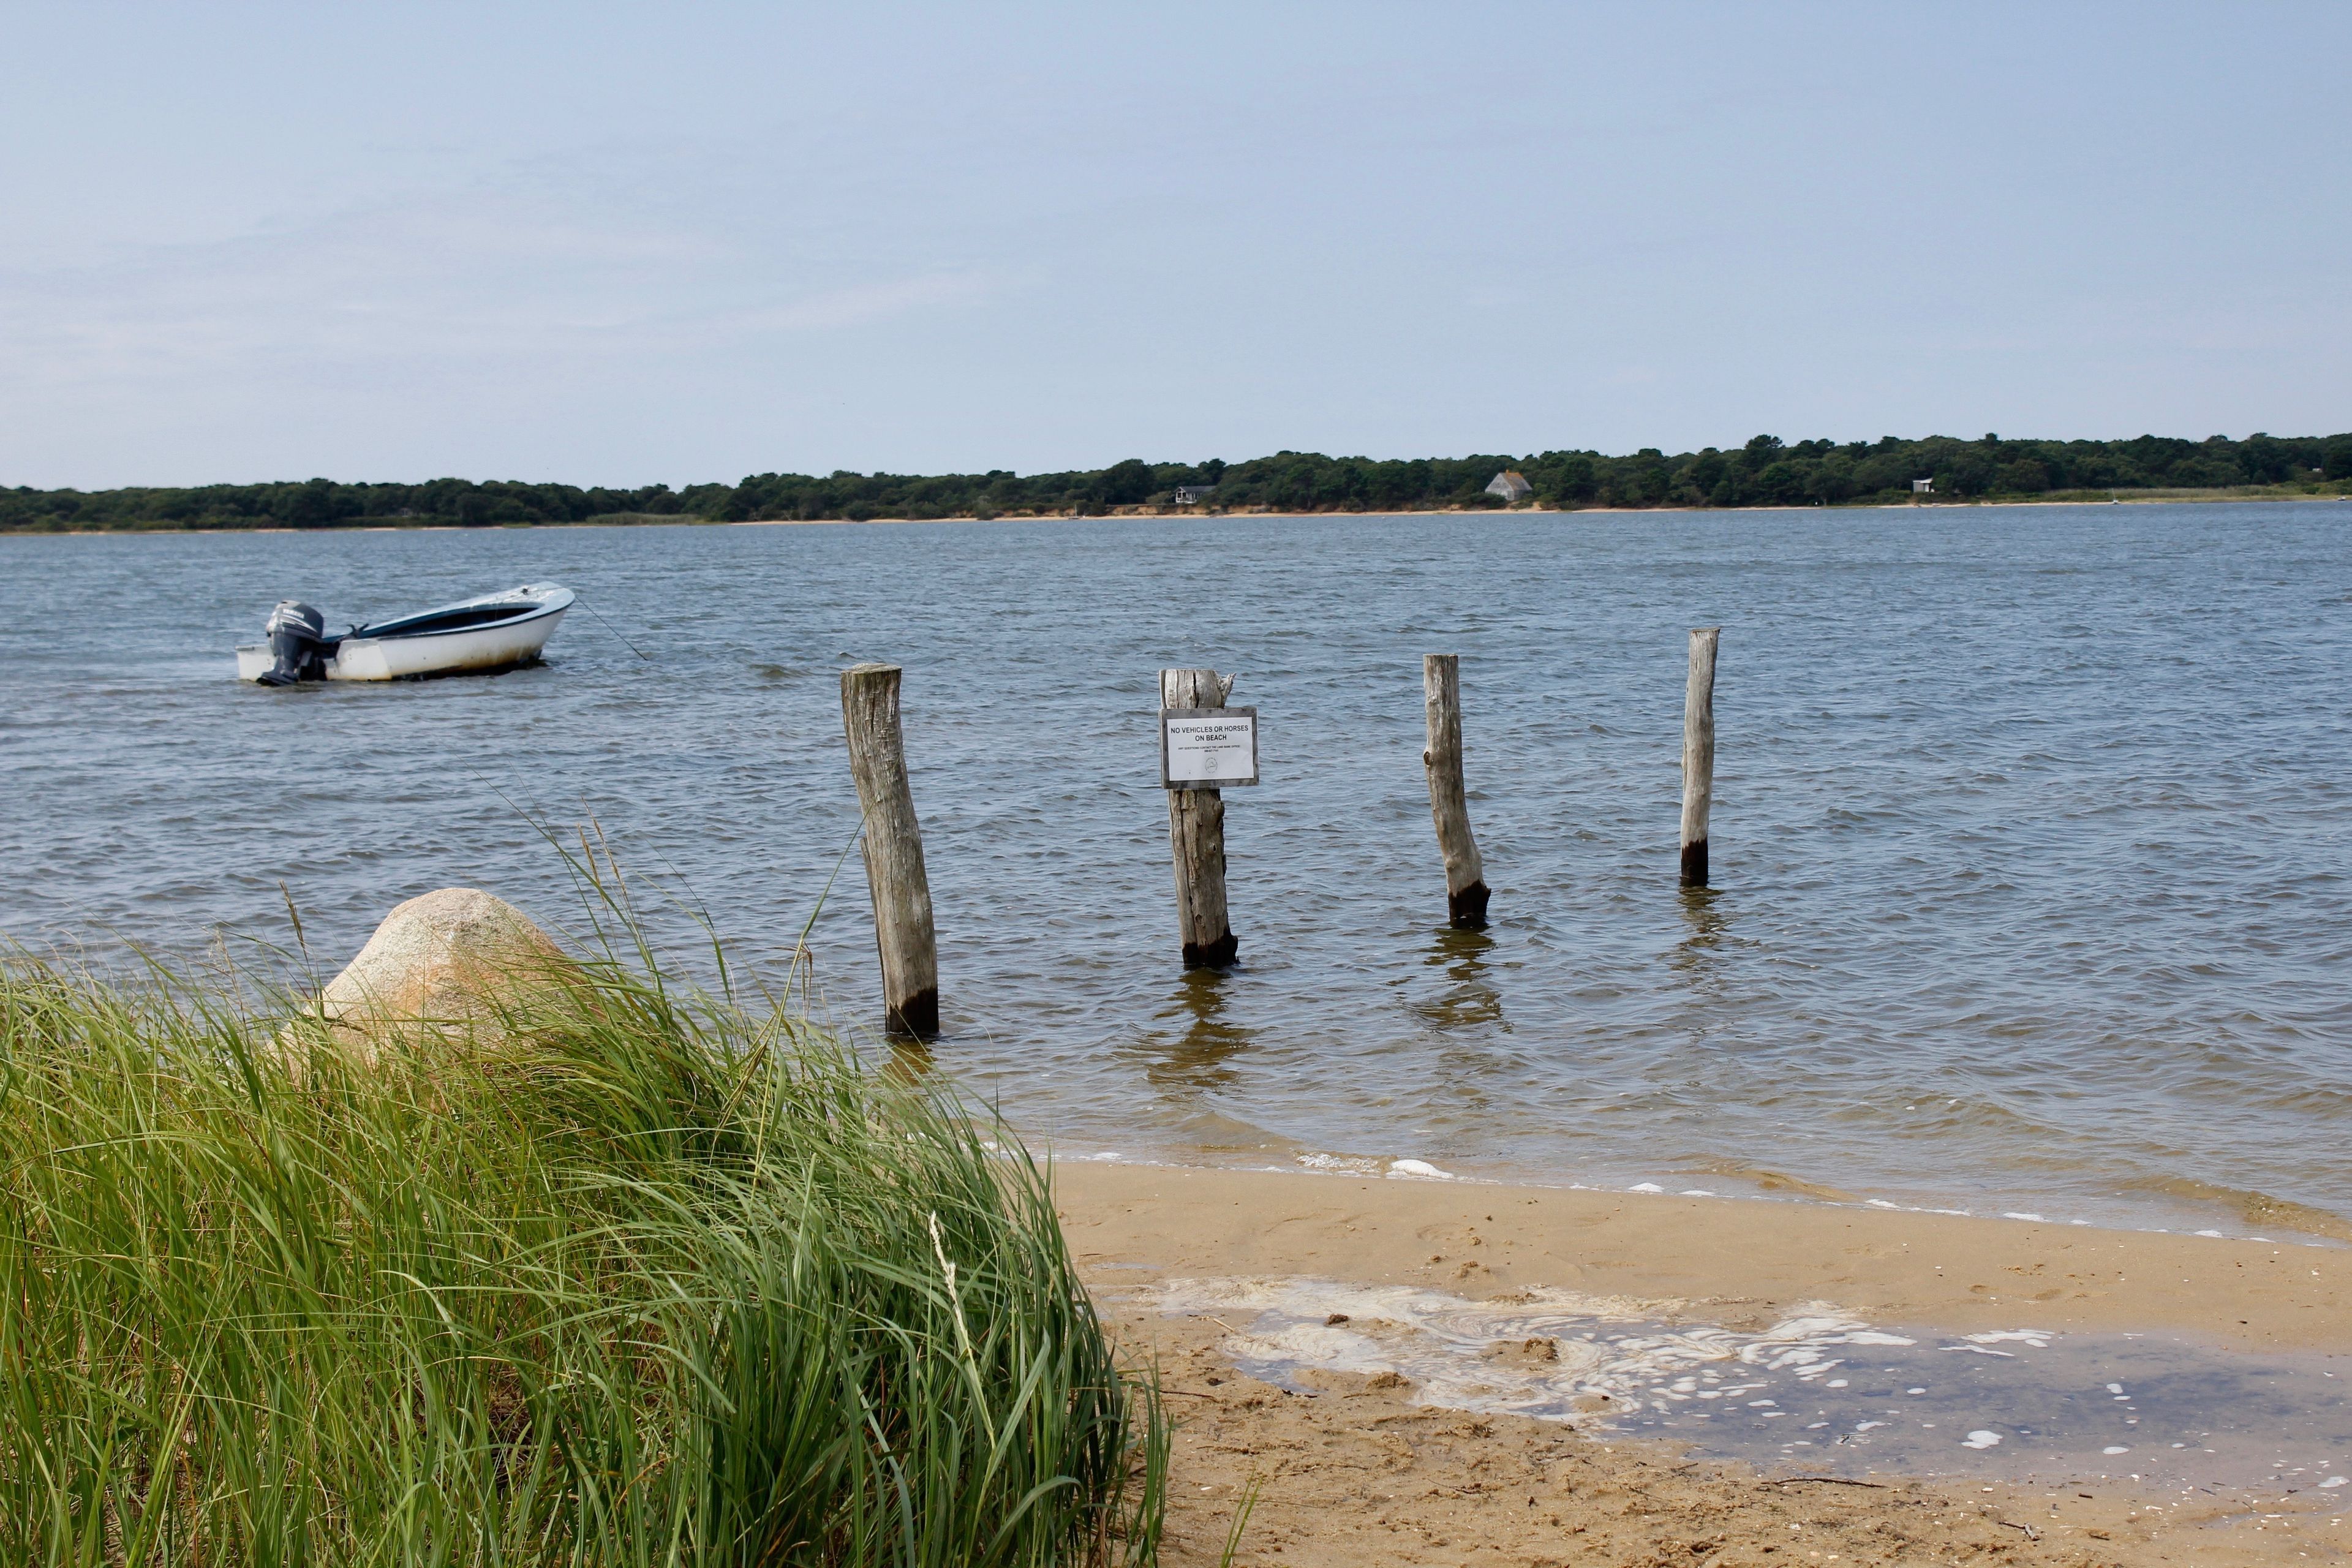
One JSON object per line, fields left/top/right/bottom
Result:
{"left": 1912, "top": 478, "right": 1935, "bottom": 494}
{"left": 1174, "top": 484, "right": 1216, "bottom": 505}
{"left": 1485, "top": 469, "right": 1534, "bottom": 501}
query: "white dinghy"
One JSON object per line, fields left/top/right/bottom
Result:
{"left": 236, "top": 583, "right": 575, "bottom": 684}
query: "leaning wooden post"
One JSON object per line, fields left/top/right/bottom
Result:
{"left": 840, "top": 662, "right": 939, "bottom": 1036}
{"left": 1679, "top": 628, "right": 1720, "bottom": 888}
{"left": 1422, "top": 654, "right": 1490, "bottom": 927}
{"left": 1161, "top": 667, "right": 1239, "bottom": 968}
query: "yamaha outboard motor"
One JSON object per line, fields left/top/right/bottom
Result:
{"left": 258, "top": 600, "right": 334, "bottom": 685}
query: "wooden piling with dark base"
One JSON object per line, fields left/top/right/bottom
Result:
{"left": 840, "top": 662, "right": 940, "bottom": 1036}
{"left": 1422, "top": 654, "right": 1490, "bottom": 927}
{"left": 1162, "top": 667, "right": 1238, "bottom": 969}
{"left": 1679, "top": 627, "right": 1720, "bottom": 889}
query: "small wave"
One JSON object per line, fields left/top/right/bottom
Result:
{"left": 1293, "top": 1152, "right": 1385, "bottom": 1176}
{"left": 2124, "top": 1175, "right": 2352, "bottom": 1243}
{"left": 1681, "top": 1160, "right": 1860, "bottom": 1204}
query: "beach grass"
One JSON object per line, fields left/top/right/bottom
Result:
{"left": 0, "top": 922, "right": 1164, "bottom": 1565}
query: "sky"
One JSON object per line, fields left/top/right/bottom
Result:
{"left": 3, "top": 1, "right": 2347, "bottom": 489}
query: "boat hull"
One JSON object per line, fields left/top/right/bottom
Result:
{"left": 236, "top": 587, "right": 570, "bottom": 682}
{"left": 330, "top": 608, "right": 567, "bottom": 680}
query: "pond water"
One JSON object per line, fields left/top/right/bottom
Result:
{"left": 3, "top": 502, "right": 2347, "bottom": 1238}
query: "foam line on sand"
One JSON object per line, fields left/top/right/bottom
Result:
{"left": 1054, "top": 1161, "right": 2350, "bottom": 1354}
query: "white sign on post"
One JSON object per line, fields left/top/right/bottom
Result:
{"left": 1161, "top": 707, "right": 1259, "bottom": 788}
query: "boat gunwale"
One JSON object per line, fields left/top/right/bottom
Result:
{"left": 345, "top": 586, "right": 573, "bottom": 644}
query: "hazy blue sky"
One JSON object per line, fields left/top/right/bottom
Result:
{"left": 4, "top": 2, "right": 2346, "bottom": 488}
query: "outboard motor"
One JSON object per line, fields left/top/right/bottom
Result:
{"left": 258, "top": 600, "right": 334, "bottom": 685}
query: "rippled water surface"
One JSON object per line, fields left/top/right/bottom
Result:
{"left": 3, "top": 505, "right": 2347, "bottom": 1235}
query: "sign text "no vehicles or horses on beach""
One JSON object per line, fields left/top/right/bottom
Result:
{"left": 1161, "top": 707, "right": 1259, "bottom": 789}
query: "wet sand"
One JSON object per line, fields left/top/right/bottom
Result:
{"left": 1058, "top": 1163, "right": 2351, "bottom": 1564}
{"left": 1057, "top": 1163, "right": 2350, "bottom": 1351}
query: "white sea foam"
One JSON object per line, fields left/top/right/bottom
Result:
{"left": 1295, "top": 1152, "right": 1384, "bottom": 1175}
{"left": 1139, "top": 1277, "right": 1923, "bottom": 1428}
{"left": 1962, "top": 1430, "right": 2002, "bottom": 1449}
{"left": 1387, "top": 1158, "right": 1455, "bottom": 1180}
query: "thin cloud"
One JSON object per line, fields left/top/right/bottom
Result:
{"left": 726, "top": 273, "right": 995, "bottom": 334}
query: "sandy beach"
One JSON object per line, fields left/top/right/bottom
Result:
{"left": 1058, "top": 1163, "right": 2350, "bottom": 1565}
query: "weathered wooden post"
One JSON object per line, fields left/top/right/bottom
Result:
{"left": 840, "top": 662, "right": 938, "bottom": 1036}
{"left": 1421, "top": 654, "right": 1490, "bottom": 927}
{"left": 1160, "top": 667, "right": 1248, "bottom": 969}
{"left": 1679, "top": 627, "right": 1720, "bottom": 888}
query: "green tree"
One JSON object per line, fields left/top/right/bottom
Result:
{"left": 1751, "top": 461, "right": 1804, "bottom": 505}
{"left": 1088, "top": 458, "right": 1155, "bottom": 506}
{"left": 282, "top": 478, "right": 337, "bottom": 529}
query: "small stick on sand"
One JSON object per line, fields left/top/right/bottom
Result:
{"left": 1759, "top": 1477, "right": 1890, "bottom": 1490}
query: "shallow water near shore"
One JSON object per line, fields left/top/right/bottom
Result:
{"left": 2, "top": 503, "right": 2348, "bottom": 1237}
{"left": 1140, "top": 1275, "right": 2352, "bottom": 1498}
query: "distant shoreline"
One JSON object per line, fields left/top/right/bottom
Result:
{"left": 11, "top": 431, "right": 2344, "bottom": 534}
{"left": 7, "top": 486, "right": 2346, "bottom": 540}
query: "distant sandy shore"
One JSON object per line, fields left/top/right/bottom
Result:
{"left": 1058, "top": 1162, "right": 2349, "bottom": 1565}
{"left": 721, "top": 489, "right": 2351, "bottom": 527}
{"left": 9, "top": 489, "right": 2346, "bottom": 539}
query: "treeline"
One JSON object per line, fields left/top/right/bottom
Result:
{"left": 7, "top": 431, "right": 2348, "bottom": 532}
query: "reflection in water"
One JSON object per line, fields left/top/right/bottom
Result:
{"left": 882, "top": 1036, "right": 937, "bottom": 1086}
{"left": 1670, "top": 887, "right": 1732, "bottom": 979}
{"left": 1136, "top": 968, "right": 1255, "bottom": 1091}
{"left": 1412, "top": 925, "right": 1507, "bottom": 1031}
